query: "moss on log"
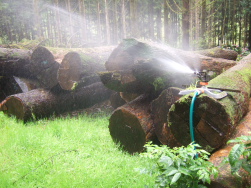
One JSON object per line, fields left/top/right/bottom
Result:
{"left": 209, "top": 100, "right": 251, "bottom": 188}
{"left": 0, "top": 82, "right": 112, "bottom": 122}
{"left": 0, "top": 48, "right": 34, "bottom": 79}
{"left": 168, "top": 53, "right": 251, "bottom": 152}
{"left": 109, "top": 94, "right": 157, "bottom": 154}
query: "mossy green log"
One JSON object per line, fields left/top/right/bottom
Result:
{"left": 168, "top": 53, "right": 251, "bottom": 152}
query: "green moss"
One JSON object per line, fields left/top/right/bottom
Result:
{"left": 153, "top": 77, "right": 165, "bottom": 91}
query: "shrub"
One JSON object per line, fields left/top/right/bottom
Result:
{"left": 140, "top": 142, "right": 219, "bottom": 188}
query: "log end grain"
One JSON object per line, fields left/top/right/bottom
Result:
{"left": 168, "top": 95, "right": 233, "bottom": 152}
{"left": 109, "top": 109, "right": 146, "bottom": 154}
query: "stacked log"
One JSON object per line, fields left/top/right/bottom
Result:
{"left": 209, "top": 100, "right": 251, "bottom": 188}
{"left": 0, "top": 46, "right": 115, "bottom": 121}
{"left": 102, "top": 38, "right": 239, "bottom": 153}
{"left": 168, "top": 53, "right": 251, "bottom": 152}
{"left": 0, "top": 82, "right": 112, "bottom": 122}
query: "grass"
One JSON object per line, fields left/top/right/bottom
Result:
{"left": 0, "top": 112, "right": 155, "bottom": 188}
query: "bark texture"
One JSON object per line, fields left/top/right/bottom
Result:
{"left": 168, "top": 53, "right": 251, "bottom": 152}
{"left": 57, "top": 51, "right": 104, "bottom": 90}
{"left": 196, "top": 47, "right": 238, "bottom": 60}
{"left": 30, "top": 46, "right": 60, "bottom": 89}
{"left": 0, "top": 82, "right": 112, "bottom": 122}
{"left": 209, "top": 100, "right": 251, "bottom": 188}
{"left": 150, "top": 87, "right": 182, "bottom": 147}
{"left": 109, "top": 94, "right": 157, "bottom": 153}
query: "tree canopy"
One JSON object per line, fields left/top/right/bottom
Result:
{"left": 0, "top": 0, "right": 250, "bottom": 50}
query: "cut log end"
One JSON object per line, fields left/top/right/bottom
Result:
{"left": 168, "top": 95, "right": 232, "bottom": 152}
{"left": 1, "top": 97, "right": 25, "bottom": 120}
{"left": 109, "top": 109, "right": 146, "bottom": 154}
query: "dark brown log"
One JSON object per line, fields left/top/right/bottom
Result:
{"left": 100, "top": 59, "right": 196, "bottom": 95}
{"left": 109, "top": 94, "right": 157, "bottom": 154}
{"left": 0, "top": 82, "right": 113, "bottom": 122}
{"left": 57, "top": 48, "right": 113, "bottom": 90}
{"left": 196, "top": 47, "right": 238, "bottom": 61}
{"left": 109, "top": 92, "right": 126, "bottom": 109}
{"left": 0, "top": 48, "right": 34, "bottom": 79}
{"left": 105, "top": 38, "right": 236, "bottom": 75}
{"left": 209, "top": 100, "right": 251, "bottom": 188}
{"left": 30, "top": 46, "right": 60, "bottom": 89}
{"left": 168, "top": 53, "right": 251, "bottom": 152}
{"left": 150, "top": 87, "right": 182, "bottom": 147}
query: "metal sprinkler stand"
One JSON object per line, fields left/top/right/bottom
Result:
{"left": 179, "top": 70, "right": 228, "bottom": 99}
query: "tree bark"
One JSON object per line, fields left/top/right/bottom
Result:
{"left": 0, "top": 48, "right": 33, "bottom": 79}
{"left": 30, "top": 46, "right": 60, "bottom": 89}
{"left": 150, "top": 87, "right": 182, "bottom": 147}
{"left": 57, "top": 50, "right": 109, "bottom": 90}
{"left": 109, "top": 94, "right": 157, "bottom": 154}
{"left": 168, "top": 53, "right": 251, "bottom": 152}
{"left": 209, "top": 100, "right": 251, "bottom": 188}
{"left": 105, "top": 39, "right": 236, "bottom": 75}
{"left": 196, "top": 47, "right": 238, "bottom": 61}
{"left": 0, "top": 82, "right": 112, "bottom": 122}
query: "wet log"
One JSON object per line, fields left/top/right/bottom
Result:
{"left": 105, "top": 38, "right": 236, "bottom": 75}
{"left": 209, "top": 100, "right": 251, "bottom": 188}
{"left": 109, "top": 92, "right": 126, "bottom": 109}
{"left": 0, "top": 48, "right": 34, "bottom": 79}
{"left": 57, "top": 48, "right": 113, "bottom": 91}
{"left": 100, "top": 58, "right": 196, "bottom": 95}
{"left": 168, "top": 53, "right": 251, "bottom": 152}
{"left": 0, "top": 82, "right": 113, "bottom": 122}
{"left": 109, "top": 94, "right": 158, "bottom": 154}
{"left": 30, "top": 46, "right": 60, "bottom": 89}
{"left": 196, "top": 47, "right": 238, "bottom": 61}
{"left": 150, "top": 87, "right": 182, "bottom": 147}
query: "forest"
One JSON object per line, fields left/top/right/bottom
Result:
{"left": 0, "top": 0, "right": 251, "bottom": 50}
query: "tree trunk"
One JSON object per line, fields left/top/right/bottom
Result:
{"left": 196, "top": 47, "right": 238, "bottom": 61}
{"left": 0, "top": 82, "right": 112, "bottom": 122}
{"left": 30, "top": 46, "right": 60, "bottom": 89}
{"left": 57, "top": 49, "right": 111, "bottom": 90}
{"left": 150, "top": 87, "right": 182, "bottom": 147}
{"left": 109, "top": 94, "right": 157, "bottom": 154}
{"left": 168, "top": 53, "right": 251, "bottom": 152}
{"left": 209, "top": 100, "right": 251, "bottom": 188}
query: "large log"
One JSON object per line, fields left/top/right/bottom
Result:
{"left": 57, "top": 47, "right": 114, "bottom": 91}
{"left": 109, "top": 94, "right": 158, "bottom": 154}
{"left": 168, "top": 53, "right": 251, "bottom": 152}
{"left": 105, "top": 38, "right": 236, "bottom": 74}
{"left": 209, "top": 100, "right": 251, "bottom": 188}
{"left": 0, "top": 82, "right": 112, "bottom": 122}
{"left": 196, "top": 47, "right": 238, "bottom": 60}
{"left": 100, "top": 59, "right": 196, "bottom": 95}
{"left": 150, "top": 87, "right": 182, "bottom": 147}
{"left": 0, "top": 48, "right": 34, "bottom": 79}
{"left": 30, "top": 46, "right": 60, "bottom": 89}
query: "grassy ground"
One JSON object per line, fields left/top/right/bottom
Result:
{"left": 0, "top": 112, "right": 155, "bottom": 188}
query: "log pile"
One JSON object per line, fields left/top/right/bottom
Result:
{"left": 102, "top": 38, "right": 239, "bottom": 153}
{"left": 0, "top": 46, "right": 114, "bottom": 122}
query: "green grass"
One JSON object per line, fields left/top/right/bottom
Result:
{"left": 0, "top": 112, "right": 155, "bottom": 188}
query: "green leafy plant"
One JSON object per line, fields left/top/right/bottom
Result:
{"left": 140, "top": 142, "right": 219, "bottom": 188}
{"left": 225, "top": 134, "right": 251, "bottom": 176}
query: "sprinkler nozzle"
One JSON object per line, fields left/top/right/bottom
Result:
{"left": 194, "top": 70, "right": 210, "bottom": 85}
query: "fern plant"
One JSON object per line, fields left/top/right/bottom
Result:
{"left": 225, "top": 134, "right": 251, "bottom": 175}
{"left": 140, "top": 142, "right": 219, "bottom": 188}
